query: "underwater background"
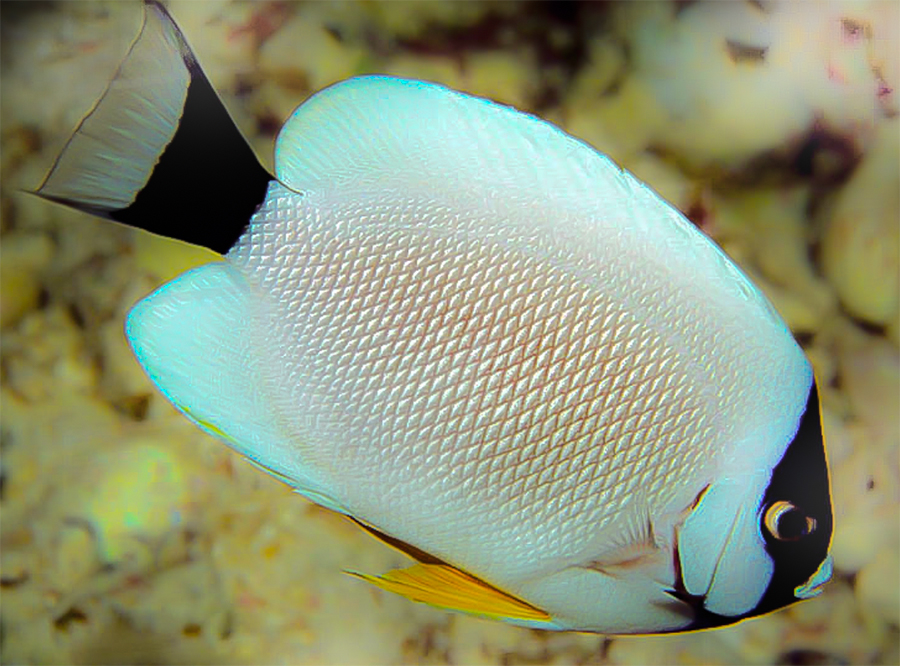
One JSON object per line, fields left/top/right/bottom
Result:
{"left": 0, "top": 1, "right": 897, "bottom": 664}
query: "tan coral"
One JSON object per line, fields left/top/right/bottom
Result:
{"left": 821, "top": 118, "right": 900, "bottom": 326}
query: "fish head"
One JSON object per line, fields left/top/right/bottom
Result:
{"left": 752, "top": 377, "right": 834, "bottom": 610}
{"left": 672, "top": 377, "right": 833, "bottom": 630}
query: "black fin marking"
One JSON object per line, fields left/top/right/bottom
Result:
{"left": 348, "top": 517, "right": 445, "bottom": 566}
{"left": 34, "top": 0, "right": 272, "bottom": 255}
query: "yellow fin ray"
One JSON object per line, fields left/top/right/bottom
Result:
{"left": 349, "top": 563, "right": 551, "bottom": 623}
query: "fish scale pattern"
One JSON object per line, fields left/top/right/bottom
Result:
{"left": 229, "top": 183, "right": 725, "bottom": 576}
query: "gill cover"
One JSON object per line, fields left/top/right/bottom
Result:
{"left": 678, "top": 477, "right": 774, "bottom": 617}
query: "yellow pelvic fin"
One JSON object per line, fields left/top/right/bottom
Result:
{"left": 348, "top": 563, "right": 551, "bottom": 623}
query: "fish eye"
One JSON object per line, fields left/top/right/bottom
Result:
{"left": 763, "top": 500, "right": 817, "bottom": 541}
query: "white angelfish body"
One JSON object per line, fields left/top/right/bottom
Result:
{"left": 37, "top": 1, "right": 833, "bottom": 635}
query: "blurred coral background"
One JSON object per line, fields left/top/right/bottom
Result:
{"left": 0, "top": 1, "right": 897, "bottom": 664}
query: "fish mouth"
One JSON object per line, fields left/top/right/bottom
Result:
{"left": 793, "top": 554, "right": 833, "bottom": 599}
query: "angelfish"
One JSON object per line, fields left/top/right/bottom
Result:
{"left": 35, "top": 1, "right": 833, "bottom": 634}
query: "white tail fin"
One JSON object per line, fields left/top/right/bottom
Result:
{"left": 35, "top": 0, "right": 272, "bottom": 254}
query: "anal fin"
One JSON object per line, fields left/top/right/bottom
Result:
{"left": 34, "top": 0, "right": 272, "bottom": 254}
{"left": 348, "top": 563, "right": 551, "bottom": 624}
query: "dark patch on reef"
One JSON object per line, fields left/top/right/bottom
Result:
{"left": 724, "top": 39, "right": 768, "bottom": 64}
{"left": 53, "top": 606, "right": 89, "bottom": 631}
{"left": 390, "top": 2, "right": 615, "bottom": 114}
{"left": 777, "top": 648, "right": 850, "bottom": 665}
{"left": 649, "top": 120, "right": 862, "bottom": 192}
{"left": 0, "top": 570, "right": 28, "bottom": 589}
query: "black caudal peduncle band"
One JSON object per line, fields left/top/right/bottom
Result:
{"left": 110, "top": 59, "right": 273, "bottom": 255}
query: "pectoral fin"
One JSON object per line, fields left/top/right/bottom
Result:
{"left": 348, "top": 563, "right": 551, "bottom": 624}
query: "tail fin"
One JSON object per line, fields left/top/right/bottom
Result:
{"left": 34, "top": 0, "right": 272, "bottom": 255}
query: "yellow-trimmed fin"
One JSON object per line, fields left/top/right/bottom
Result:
{"left": 348, "top": 563, "right": 551, "bottom": 623}
{"left": 180, "top": 404, "right": 236, "bottom": 444}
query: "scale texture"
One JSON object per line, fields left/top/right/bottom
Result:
{"left": 215, "top": 79, "right": 812, "bottom": 601}
{"left": 227, "top": 186, "right": 783, "bottom": 586}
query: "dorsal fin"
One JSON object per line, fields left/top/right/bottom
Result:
{"left": 271, "top": 75, "right": 781, "bottom": 329}
{"left": 34, "top": 0, "right": 272, "bottom": 254}
{"left": 272, "top": 75, "right": 629, "bottom": 205}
